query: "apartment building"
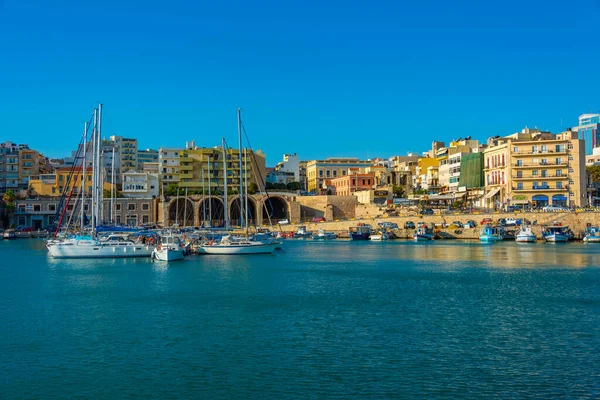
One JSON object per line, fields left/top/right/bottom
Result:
{"left": 0, "top": 142, "right": 21, "bottom": 193}
{"left": 138, "top": 149, "right": 159, "bottom": 172}
{"left": 329, "top": 172, "right": 375, "bottom": 196}
{"left": 121, "top": 171, "right": 159, "bottom": 198}
{"left": 484, "top": 128, "right": 587, "bottom": 209}
{"left": 110, "top": 135, "right": 138, "bottom": 171}
{"left": 306, "top": 158, "right": 372, "bottom": 192}
{"left": 28, "top": 167, "right": 112, "bottom": 197}
{"left": 573, "top": 113, "right": 600, "bottom": 155}
{"left": 159, "top": 147, "right": 182, "bottom": 190}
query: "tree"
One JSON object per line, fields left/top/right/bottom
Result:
{"left": 165, "top": 183, "right": 179, "bottom": 196}
{"left": 247, "top": 182, "right": 258, "bottom": 194}
{"left": 391, "top": 185, "right": 405, "bottom": 198}
{"left": 286, "top": 181, "right": 300, "bottom": 191}
{"left": 587, "top": 166, "right": 600, "bottom": 184}
{"left": 2, "top": 190, "right": 16, "bottom": 228}
{"left": 265, "top": 182, "right": 275, "bottom": 190}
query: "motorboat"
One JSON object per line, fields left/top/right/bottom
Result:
{"left": 251, "top": 232, "right": 283, "bottom": 249}
{"left": 295, "top": 225, "right": 312, "bottom": 238}
{"left": 542, "top": 225, "right": 572, "bottom": 242}
{"left": 47, "top": 234, "right": 155, "bottom": 258}
{"left": 348, "top": 224, "right": 371, "bottom": 240}
{"left": 479, "top": 225, "right": 505, "bottom": 242}
{"left": 515, "top": 225, "right": 537, "bottom": 243}
{"left": 413, "top": 226, "right": 434, "bottom": 241}
{"left": 3, "top": 229, "right": 16, "bottom": 240}
{"left": 152, "top": 233, "right": 186, "bottom": 261}
{"left": 369, "top": 230, "right": 390, "bottom": 241}
{"left": 312, "top": 229, "right": 337, "bottom": 240}
{"left": 583, "top": 226, "right": 600, "bottom": 243}
{"left": 198, "top": 235, "right": 278, "bottom": 255}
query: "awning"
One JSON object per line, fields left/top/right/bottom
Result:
{"left": 485, "top": 187, "right": 500, "bottom": 199}
{"left": 452, "top": 192, "right": 467, "bottom": 199}
{"left": 427, "top": 194, "right": 454, "bottom": 201}
{"left": 511, "top": 199, "right": 529, "bottom": 205}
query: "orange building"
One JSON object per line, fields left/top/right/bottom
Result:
{"left": 330, "top": 173, "right": 375, "bottom": 196}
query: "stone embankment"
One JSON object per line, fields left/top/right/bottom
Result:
{"left": 282, "top": 211, "right": 600, "bottom": 240}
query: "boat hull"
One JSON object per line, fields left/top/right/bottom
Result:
{"left": 198, "top": 242, "right": 278, "bottom": 255}
{"left": 369, "top": 234, "right": 389, "bottom": 241}
{"left": 350, "top": 233, "right": 370, "bottom": 241}
{"left": 544, "top": 234, "right": 569, "bottom": 242}
{"left": 47, "top": 243, "right": 154, "bottom": 258}
{"left": 515, "top": 234, "right": 537, "bottom": 243}
{"left": 413, "top": 234, "right": 433, "bottom": 241}
{"left": 583, "top": 235, "right": 600, "bottom": 243}
{"left": 479, "top": 235, "right": 503, "bottom": 242}
{"left": 153, "top": 249, "right": 185, "bottom": 261}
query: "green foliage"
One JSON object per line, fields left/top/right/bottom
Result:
{"left": 326, "top": 189, "right": 333, "bottom": 195}
{"left": 2, "top": 190, "right": 16, "bottom": 211}
{"left": 286, "top": 181, "right": 300, "bottom": 191}
{"left": 414, "top": 189, "right": 427, "bottom": 195}
{"left": 164, "top": 183, "right": 179, "bottom": 196}
{"left": 247, "top": 182, "right": 258, "bottom": 194}
{"left": 587, "top": 166, "right": 600, "bottom": 183}
{"left": 391, "top": 185, "right": 405, "bottom": 197}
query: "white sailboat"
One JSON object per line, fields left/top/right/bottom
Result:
{"left": 152, "top": 233, "right": 186, "bottom": 261}
{"left": 47, "top": 104, "right": 154, "bottom": 259}
{"left": 199, "top": 109, "right": 277, "bottom": 255}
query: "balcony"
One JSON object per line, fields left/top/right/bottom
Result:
{"left": 179, "top": 173, "right": 193, "bottom": 179}
{"left": 512, "top": 186, "right": 568, "bottom": 192}
{"left": 512, "top": 175, "right": 568, "bottom": 180}
{"left": 513, "top": 162, "right": 566, "bottom": 168}
{"left": 179, "top": 164, "right": 193, "bottom": 171}
{"left": 512, "top": 149, "right": 567, "bottom": 156}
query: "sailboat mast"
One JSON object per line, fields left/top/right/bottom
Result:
{"left": 184, "top": 187, "right": 188, "bottom": 227}
{"left": 91, "top": 108, "right": 97, "bottom": 233}
{"left": 222, "top": 137, "right": 229, "bottom": 230}
{"left": 80, "top": 121, "right": 88, "bottom": 232}
{"left": 202, "top": 166, "right": 206, "bottom": 227}
{"left": 111, "top": 146, "right": 115, "bottom": 224}
{"left": 244, "top": 147, "right": 249, "bottom": 230}
{"left": 98, "top": 104, "right": 103, "bottom": 225}
{"left": 237, "top": 108, "right": 244, "bottom": 229}
{"left": 208, "top": 154, "right": 212, "bottom": 227}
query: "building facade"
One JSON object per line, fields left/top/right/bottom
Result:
{"left": 573, "top": 113, "right": 600, "bottom": 156}
{"left": 306, "top": 158, "right": 372, "bottom": 192}
{"left": 329, "top": 173, "right": 375, "bottom": 196}
{"left": 137, "top": 149, "right": 159, "bottom": 172}
{"left": 122, "top": 172, "right": 159, "bottom": 198}
{"left": 159, "top": 147, "right": 182, "bottom": 190}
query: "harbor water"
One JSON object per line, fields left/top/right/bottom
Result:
{"left": 1, "top": 238, "right": 599, "bottom": 398}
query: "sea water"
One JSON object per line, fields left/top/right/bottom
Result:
{"left": 1, "top": 239, "right": 599, "bottom": 398}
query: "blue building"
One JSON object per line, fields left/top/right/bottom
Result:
{"left": 574, "top": 113, "right": 600, "bottom": 155}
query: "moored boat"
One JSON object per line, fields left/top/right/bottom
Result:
{"left": 479, "top": 225, "right": 505, "bottom": 242}
{"left": 349, "top": 225, "right": 371, "bottom": 241}
{"left": 369, "top": 230, "right": 390, "bottom": 241}
{"left": 542, "top": 225, "right": 572, "bottom": 242}
{"left": 198, "top": 235, "right": 278, "bottom": 254}
{"left": 312, "top": 229, "right": 337, "bottom": 240}
{"left": 583, "top": 226, "right": 600, "bottom": 243}
{"left": 152, "top": 233, "right": 186, "bottom": 261}
{"left": 515, "top": 225, "right": 537, "bottom": 243}
{"left": 412, "top": 226, "right": 434, "bottom": 241}
{"left": 3, "top": 229, "right": 16, "bottom": 240}
{"left": 295, "top": 225, "right": 312, "bottom": 238}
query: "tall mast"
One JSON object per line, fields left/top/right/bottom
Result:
{"left": 237, "top": 108, "right": 244, "bottom": 229}
{"left": 222, "top": 137, "right": 229, "bottom": 230}
{"left": 97, "top": 103, "right": 103, "bottom": 225}
{"left": 208, "top": 154, "right": 212, "bottom": 227}
{"left": 80, "top": 121, "right": 88, "bottom": 232}
{"left": 111, "top": 146, "right": 115, "bottom": 224}
{"left": 201, "top": 166, "right": 206, "bottom": 227}
{"left": 244, "top": 147, "right": 249, "bottom": 232}
{"left": 91, "top": 108, "right": 97, "bottom": 233}
{"left": 184, "top": 187, "right": 188, "bottom": 227}
{"left": 175, "top": 185, "right": 179, "bottom": 226}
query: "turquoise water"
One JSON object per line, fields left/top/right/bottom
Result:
{"left": 1, "top": 238, "right": 599, "bottom": 399}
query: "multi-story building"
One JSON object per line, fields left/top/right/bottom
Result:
{"left": 484, "top": 127, "right": 587, "bottom": 209}
{"left": 177, "top": 144, "right": 267, "bottom": 193}
{"left": 415, "top": 157, "right": 439, "bottom": 192}
{"left": 0, "top": 142, "right": 22, "bottom": 193}
{"left": 121, "top": 172, "right": 159, "bottom": 198}
{"left": 158, "top": 147, "right": 182, "bottom": 190}
{"left": 110, "top": 135, "right": 138, "bottom": 171}
{"left": 306, "top": 158, "right": 372, "bottom": 192}
{"left": 18, "top": 148, "right": 42, "bottom": 190}
{"left": 586, "top": 147, "right": 600, "bottom": 166}
{"left": 329, "top": 172, "right": 375, "bottom": 196}
{"left": 274, "top": 153, "right": 300, "bottom": 182}
{"left": 266, "top": 170, "right": 296, "bottom": 185}
{"left": 573, "top": 113, "right": 600, "bottom": 155}
{"left": 137, "top": 149, "right": 159, "bottom": 172}
{"left": 28, "top": 167, "right": 112, "bottom": 197}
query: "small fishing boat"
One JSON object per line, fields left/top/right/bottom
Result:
{"left": 348, "top": 224, "right": 371, "bottom": 241}
{"left": 583, "top": 226, "right": 600, "bottom": 243}
{"left": 369, "top": 230, "right": 390, "bottom": 241}
{"left": 152, "top": 233, "right": 186, "bottom": 261}
{"left": 515, "top": 225, "right": 537, "bottom": 243}
{"left": 479, "top": 225, "right": 505, "bottom": 242}
{"left": 295, "top": 225, "right": 312, "bottom": 238}
{"left": 312, "top": 229, "right": 337, "bottom": 240}
{"left": 413, "top": 226, "right": 434, "bottom": 241}
{"left": 542, "top": 225, "right": 571, "bottom": 242}
{"left": 2, "top": 229, "right": 16, "bottom": 240}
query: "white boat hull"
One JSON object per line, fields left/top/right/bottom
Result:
{"left": 583, "top": 235, "right": 600, "bottom": 243}
{"left": 47, "top": 243, "right": 154, "bottom": 258}
{"left": 515, "top": 234, "right": 537, "bottom": 243}
{"left": 413, "top": 234, "right": 433, "bottom": 241}
{"left": 544, "top": 234, "right": 569, "bottom": 242}
{"left": 152, "top": 248, "right": 185, "bottom": 261}
{"left": 198, "top": 242, "right": 278, "bottom": 254}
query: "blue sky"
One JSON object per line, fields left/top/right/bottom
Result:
{"left": 1, "top": 0, "right": 599, "bottom": 165}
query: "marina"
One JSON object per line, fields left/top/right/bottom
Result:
{"left": 1, "top": 238, "right": 599, "bottom": 398}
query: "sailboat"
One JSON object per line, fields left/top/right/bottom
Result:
{"left": 199, "top": 109, "right": 278, "bottom": 255}
{"left": 47, "top": 104, "right": 155, "bottom": 258}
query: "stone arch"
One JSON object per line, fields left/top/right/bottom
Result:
{"left": 199, "top": 196, "right": 225, "bottom": 227}
{"left": 168, "top": 197, "right": 195, "bottom": 227}
{"left": 229, "top": 196, "right": 258, "bottom": 227}
{"left": 261, "top": 195, "right": 290, "bottom": 224}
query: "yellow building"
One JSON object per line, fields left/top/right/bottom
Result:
{"left": 306, "top": 158, "right": 373, "bottom": 192}
{"left": 364, "top": 165, "right": 388, "bottom": 186}
{"left": 416, "top": 157, "right": 440, "bottom": 191}
{"left": 178, "top": 146, "right": 266, "bottom": 193}
{"left": 484, "top": 128, "right": 587, "bottom": 209}
{"left": 29, "top": 167, "right": 113, "bottom": 197}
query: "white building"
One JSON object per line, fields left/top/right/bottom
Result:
{"left": 121, "top": 171, "right": 159, "bottom": 198}
{"left": 138, "top": 149, "right": 159, "bottom": 172}
{"left": 275, "top": 153, "right": 300, "bottom": 182}
{"left": 159, "top": 147, "right": 181, "bottom": 189}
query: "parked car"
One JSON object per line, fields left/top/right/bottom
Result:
{"left": 16, "top": 226, "right": 34, "bottom": 232}
{"left": 277, "top": 219, "right": 290, "bottom": 225}
{"left": 480, "top": 218, "right": 493, "bottom": 225}
{"left": 419, "top": 208, "right": 434, "bottom": 215}
{"left": 505, "top": 218, "right": 518, "bottom": 226}
{"left": 463, "top": 220, "right": 476, "bottom": 228}
{"left": 378, "top": 222, "right": 398, "bottom": 229}
{"left": 311, "top": 217, "right": 325, "bottom": 222}
{"left": 542, "top": 206, "right": 568, "bottom": 212}
{"left": 403, "top": 221, "right": 416, "bottom": 229}
{"left": 496, "top": 218, "right": 507, "bottom": 226}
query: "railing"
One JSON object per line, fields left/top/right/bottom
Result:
{"left": 513, "top": 162, "right": 566, "bottom": 167}
{"left": 513, "top": 174, "right": 567, "bottom": 179}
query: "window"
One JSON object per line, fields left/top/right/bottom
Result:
{"left": 326, "top": 170, "right": 330, "bottom": 178}
{"left": 52, "top": 187, "right": 56, "bottom": 194}
{"left": 142, "top": 203, "right": 149, "bottom": 211}
{"left": 513, "top": 146, "right": 519, "bottom": 152}
{"left": 319, "top": 170, "right": 323, "bottom": 177}
{"left": 67, "top": 204, "right": 74, "bottom": 211}
{"left": 128, "top": 204, "right": 136, "bottom": 211}
{"left": 532, "top": 145, "right": 538, "bottom": 153}
{"left": 333, "top": 170, "right": 337, "bottom": 177}
{"left": 532, "top": 170, "right": 538, "bottom": 176}
{"left": 556, "top": 170, "right": 562, "bottom": 177}
{"left": 541, "top": 170, "right": 548, "bottom": 178}
{"left": 570, "top": 192, "right": 574, "bottom": 197}
{"left": 116, "top": 204, "right": 121, "bottom": 211}
{"left": 142, "top": 215, "right": 149, "bottom": 224}
{"left": 33, "top": 205, "right": 41, "bottom": 212}
{"left": 516, "top": 160, "right": 523, "bottom": 166}
{"left": 556, "top": 182, "right": 562, "bottom": 189}
{"left": 342, "top": 170, "right": 347, "bottom": 176}
{"left": 541, "top": 159, "right": 548, "bottom": 165}
{"left": 568, "top": 156, "right": 573, "bottom": 161}
{"left": 556, "top": 144, "right": 565, "bottom": 152}
{"left": 517, "top": 182, "right": 523, "bottom": 190}
{"left": 48, "top": 204, "right": 56, "bottom": 211}
{"left": 556, "top": 158, "right": 562, "bottom": 165}
{"left": 516, "top": 171, "right": 522, "bottom": 178}
{"left": 18, "top": 217, "right": 26, "bottom": 226}
{"left": 116, "top": 216, "right": 121, "bottom": 224}
{"left": 541, "top": 145, "right": 547, "bottom": 153}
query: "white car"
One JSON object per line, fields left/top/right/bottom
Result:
{"left": 505, "top": 218, "right": 518, "bottom": 226}
{"left": 277, "top": 219, "right": 290, "bottom": 225}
